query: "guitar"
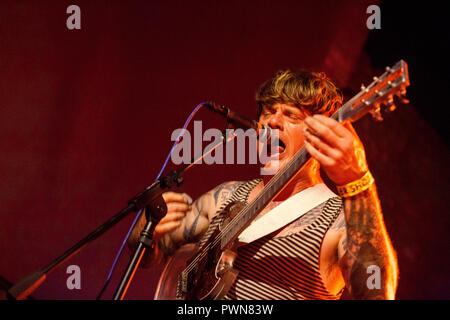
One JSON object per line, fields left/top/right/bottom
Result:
{"left": 154, "top": 60, "right": 410, "bottom": 300}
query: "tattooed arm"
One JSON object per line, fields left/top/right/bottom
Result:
{"left": 127, "top": 181, "right": 240, "bottom": 268}
{"left": 303, "top": 115, "right": 398, "bottom": 299}
{"left": 337, "top": 184, "right": 398, "bottom": 299}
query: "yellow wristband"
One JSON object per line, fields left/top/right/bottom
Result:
{"left": 336, "top": 171, "right": 374, "bottom": 198}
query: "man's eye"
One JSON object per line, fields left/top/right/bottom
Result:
{"left": 286, "top": 112, "right": 300, "bottom": 120}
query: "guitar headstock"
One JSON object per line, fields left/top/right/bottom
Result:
{"left": 345, "top": 60, "right": 410, "bottom": 122}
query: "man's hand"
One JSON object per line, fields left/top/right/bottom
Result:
{"left": 153, "top": 192, "right": 193, "bottom": 241}
{"left": 303, "top": 114, "right": 368, "bottom": 186}
{"left": 303, "top": 114, "right": 398, "bottom": 299}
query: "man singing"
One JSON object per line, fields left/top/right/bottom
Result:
{"left": 129, "top": 69, "right": 398, "bottom": 300}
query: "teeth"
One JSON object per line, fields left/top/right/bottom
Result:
{"left": 272, "top": 138, "right": 285, "bottom": 149}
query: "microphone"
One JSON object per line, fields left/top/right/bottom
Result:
{"left": 204, "top": 101, "right": 271, "bottom": 136}
{"left": 204, "top": 101, "right": 280, "bottom": 176}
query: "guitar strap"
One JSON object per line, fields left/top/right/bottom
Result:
{"left": 238, "top": 183, "right": 338, "bottom": 244}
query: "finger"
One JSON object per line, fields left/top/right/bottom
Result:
{"left": 303, "top": 127, "right": 343, "bottom": 160}
{"left": 162, "top": 191, "right": 185, "bottom": 203}
{"left": 159, "top": 212, "right": 186, "bottom": 223}
{"left": 166, "top": 202, "right": 190, "bottom": 212}
{"left": 154, "top": 221, "right": 182, "bottom": 235}
{"left": 312, "top": 114, "right": 350, "bottom": 138}
{"left": 162, "top": 192, "right": 192, "bottom": 204}
{"left": 304, "top": 116, "right": 342, "bottom": 148}
{"left": 304, "top": 140, "right": 335, "bottom": 167}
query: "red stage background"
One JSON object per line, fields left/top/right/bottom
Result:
{"left": 0, "top": 0, "right": 449, "bottom": 299}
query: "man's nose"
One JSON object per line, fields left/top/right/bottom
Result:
{"left": 266, "top": 112, "right": 284, "bottom": 130}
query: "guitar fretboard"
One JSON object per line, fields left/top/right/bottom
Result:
{"left": 219, "top": 101, "right": 354, "bottom": 248}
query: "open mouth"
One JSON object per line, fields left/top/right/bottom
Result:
{"left": 277, "top": 139, "right": 286, "bottom": 154}
{"left": 268, "top": 137, "right": 286, "bottom": 156}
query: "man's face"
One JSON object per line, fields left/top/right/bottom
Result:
{"left": 258, "top": 103, "right": 310, "bottom": 173}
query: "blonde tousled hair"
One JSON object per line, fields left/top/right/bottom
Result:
{"left": 255, "top": 69, "right": 343, "bottom": 118}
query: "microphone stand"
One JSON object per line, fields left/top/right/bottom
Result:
{"left": 7, "top": 103, "right": 260, "bottom": 300}
{"left": 7, "top": 128, "right": 239, "bottom": 300}
{"left": 112, "top": 128, "right": 237, "bottom": 300}
{"left": 6, "top": 168, "right": 185, "bottom": 300}
{"left": 111, "top": 175, "right": 179, "bottom": 300}
{"left": 111, "top": 107, "right": 269, "bottom": 299}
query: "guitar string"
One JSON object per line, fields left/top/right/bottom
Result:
{"left": 181, "top": 103, "right": 352, "bottom": 276}
{"left": 199, "top": 108, "right": 344, "bottom": 254}
{"left": 181, "top": 106, "right": 347, "bottom": 274}
{"left": 182, "top": 147, "right": 310, "bottom": 275}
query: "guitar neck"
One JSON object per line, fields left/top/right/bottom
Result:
{"left": 221, "top": 60, "right": 410, "bottom": 248}
{"left": 220, "top": 144, "right": 311, "bottom": 248}
{"left": 219, "top": 60, "right": 410, "bottom": 250}
{"left": 218, "top": 105, "right": 348, "bottom": 248}
{"left": 220, "top": 112, "right": 350, "bottom": 248}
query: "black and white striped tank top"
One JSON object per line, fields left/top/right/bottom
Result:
{"left": 199, "top": 179, "right": 344, "bottom": 300}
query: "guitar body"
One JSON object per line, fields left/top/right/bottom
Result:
{"left": 155, "top": 201, "right": 245, "bottom": 300}
{"left": 153, "top": 243, "right": 196, "bottom": 300}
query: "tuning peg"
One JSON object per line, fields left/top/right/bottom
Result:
{"left": 370, "top": 105, "right": 383, "bottom": 121}
{"left": 385, "top": 104, "right": 397, "bottom": 112}
{"left": 384, "top": 95, "right": 397, "bottom": 112}
{"left": 387, "top": 94, "right": 394, "bottom": 104}
{"left": 396, "top": 87, "right": 410, "bottom": 104}
{"left": 385, "top": 101, "right": 397, "bottom": 112}
{"left": 399, "top": 96, "right": 410, "bottom": 104}
{"left": 361, "top": 84, "right": 369, "bottom": 92}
